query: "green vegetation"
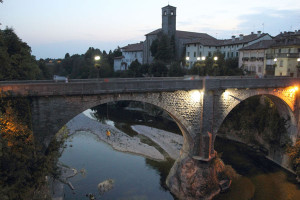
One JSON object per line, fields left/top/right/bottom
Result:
{"left": 0, "top": 95, "right": 63, "bottom": 200}
{"left": 0, "top": 28, "right": 40, "bottom": 80}
{"left": 219, "top": 96, "right": 291, "bottom": 151}
{"left": 287, "top": 139, "right": 300, "bottom": 178}
{"left": 189, "top": 51, "right": 243, "bottom": 76}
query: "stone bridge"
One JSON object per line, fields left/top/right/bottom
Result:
{"left": 1, "top": 77, "right": 300, "bottom": 200}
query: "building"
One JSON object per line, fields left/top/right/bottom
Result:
{"left": 238, "top": 30, "right": 300, "bottom": 77}
{"left": 238, "top": 40, "right": 275, "bottom": 76}
{"left": 113, "top": 42, "right": 143, "bottom": 71}
{"left": 270, "top": 31, "right": 300, "bottom": 77}
{"left": 185, "top": 31, "right": 273, "bottom": 68}
{"left": 143, "top": 5, "right": 216, "bottom": 64}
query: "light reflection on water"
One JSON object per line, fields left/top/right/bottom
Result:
{"left": 59, "top": 131, "right": 174, "bottom": 200}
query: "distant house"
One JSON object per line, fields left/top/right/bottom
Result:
{"left": 238, "top": 30, "right": 300, "bottom": 77}
{"left": 113, "top": 42, "right": 143, "bottom": 71}
{"left": 238, "top": 40, "right": 275, "bottom": 76}
{"left": 271, "top": 31, "right": 300, "bottom": 77}
{"left": 184, "top": 31, "right": 273, "bottom": 68}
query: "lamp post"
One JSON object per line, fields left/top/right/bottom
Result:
{"left": 94, "top": 55, "right": 101, "bottom": 79}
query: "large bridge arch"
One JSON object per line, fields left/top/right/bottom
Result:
{"left": 31, "top": 90, "right": 203, "bottom": 156}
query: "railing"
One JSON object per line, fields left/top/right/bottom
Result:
{"left": 266, "top": 53, "right": 300, "bottom": 59}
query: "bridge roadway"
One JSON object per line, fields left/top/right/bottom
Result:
{"left": 0, "top": 76, "right": 299, "bottom": 96}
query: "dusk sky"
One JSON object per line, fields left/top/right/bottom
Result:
{"left": 1, "top": 0, "right": 300, "bottom": 59}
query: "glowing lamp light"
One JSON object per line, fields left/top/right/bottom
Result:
{"left": 223, "top": 91, "right": 230, "bottom": 99}
{"left": 197, "top": 57, "right": 201, "bottom": 61}
{"left": 191, "top": 91, "right": 201, "bottom": 103}
{"left": 202, "top": 56, "right": 206, "bottom": 61}
{"left": 297, "top": 58, "right": 300, "bottom": 62}
{"left": 214, "top": 56, "right": 218, "bottom": 61}
{"left": 186, "top": 56, "right": 190, "bottom": 61}
{"left": 294, "top": 86, "right": 299, "bottom": 91}
{"left": 274, "top": 58, "right": 277, "bottom": 62}
{"left": 94, "top": 56, "right": 101, "bottom": 61}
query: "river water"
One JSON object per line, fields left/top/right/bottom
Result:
{"left": 59, "top": 109, "right": 300, "bottom": 200}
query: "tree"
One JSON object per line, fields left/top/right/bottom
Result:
{"left": 0, "top": 96, "right": 62, "bottom": 199}
{"left": 128, "top": 59, "right": 142, "bottom": 77}
{"left": 168, "top": 62, "right": 185, "bottom": 77}
{"left": 150, "top": 33, "right": 175, "bottom": 63}
{"left": 149, "top": 61, "right": 168, "bottom": 77}
{"left": 0, "top": 28, "right": 40, "bottom": 80}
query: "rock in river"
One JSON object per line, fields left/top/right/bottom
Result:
{"left": 97, "top": 179, "right": 115, "bottom": 196}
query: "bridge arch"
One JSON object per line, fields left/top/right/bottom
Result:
{"left": 32, "top": 90, "right": 203, "bottom": 156}
{"left": 213, "top": 87, "right": 298, "bottom": 144}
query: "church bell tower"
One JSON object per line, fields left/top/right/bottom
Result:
{"left": 162, "top": 5, "right": 176, "bottom": 37}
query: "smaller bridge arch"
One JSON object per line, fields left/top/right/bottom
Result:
{"left": 213, "top": 86, "right": 298, "bottom": 143}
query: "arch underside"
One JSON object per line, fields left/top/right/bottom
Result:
{"left": 213, "top": 88, "right": 298, "bottom": 146}
{"left": 32, "top": 91, "right": 200, "bottom": 153}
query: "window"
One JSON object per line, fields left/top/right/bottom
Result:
{"left": 194, "top": 52, "right": 196, "bottom": 57}
{"left": 280, "top": 72, "right": 282, "bottom": 76}
{"left": 187, "top": 45, "right": 190, "bottom": 47}
{"left": 279, "top": 49, "right": 281, "bottom": 53}
{"left": 227, "top": 52, "right": 229, "bottom": 58}
{"left": 200, "top": 52, "right": 202, "bottom": 57}
{"left": 171, "top": 11, "right": 174, "bottom": 15}
{"left": 280, "top": 60, "right": 283, "bottom": 67}
{"left": 236, "top": 52, "right": 239, "bottom": 57}
{"left": 258, "top": 66, "right": 262, "bottom": 73}
{"left": 209, "top": 46, "right": 211, "bottom": 49}
{"left": 231, "top": 52, "right": 234, "bottom": 57}
{"left": 208, "top": 52, "right": 212, "bottom": 57}
{"left": 194, "top": 44, "right": 196, "bottom": 47}
{"left": 164, "top": 11, "right": 167, "bottom": 15}
{"left": 187, "top": 52, "right": 190, "bottom": 56}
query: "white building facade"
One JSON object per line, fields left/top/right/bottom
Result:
{"left": 113, "top": 42, "right": 144, "bottom": 71}
{"left": 185, "top": 31, "right": 273, "bottom": 68}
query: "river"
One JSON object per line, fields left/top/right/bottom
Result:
{"left": 58, "top": 107, "right": 300, "bottom": 200}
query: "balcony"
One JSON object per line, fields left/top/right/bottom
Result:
{"left": 266, "top": 53, "right": 300, "bottom": 59}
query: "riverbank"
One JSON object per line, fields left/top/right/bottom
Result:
{"left": 131, "top": 125, "right": 182, "bottom": 160}
{"left": 66, "top": 113, "right": 179, "bottom": 161}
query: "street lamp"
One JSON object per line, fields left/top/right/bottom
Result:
{"left": 94, "top": 55, "right": 101, "bottom": 79}
{"left": 213, "top": 56, "right": 218, "bottom": 61}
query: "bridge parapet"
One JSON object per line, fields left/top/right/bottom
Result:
{"left": 204, "top": 77, "right": 300, "bottom": 90}
{"left": 0, "top": 79, "right": 203, "bottom": 97}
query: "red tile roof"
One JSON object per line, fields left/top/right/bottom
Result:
{"left": 121, "top": 42, "right": 144, "bottom": 52}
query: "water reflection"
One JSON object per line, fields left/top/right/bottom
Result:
{"left": 59, "top": 132, "right": 174, "bottom": 200}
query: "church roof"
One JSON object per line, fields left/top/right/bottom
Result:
{"left": 145, "top": 29, "right": 217, "bottom": 43}
{"left": 121, "top": 42, "right": 144, "bottom": 52}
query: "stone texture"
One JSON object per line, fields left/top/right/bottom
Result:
{"left": 166, "top": 155, "right": 221, "bottom": 200}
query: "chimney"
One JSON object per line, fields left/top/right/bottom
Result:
{"left": 239, "top": 34, "right": 244, "bottom": 40}
{"left": 232, "top": 36, "right": 236, "bottom": 41}
{"left": 257, "top": 31, "right": 262, "bottom": 37}
{"left": 251, "top": 32, "right": 254, "bottom": 35}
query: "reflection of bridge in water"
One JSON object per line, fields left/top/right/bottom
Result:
{"left": 1, "top": 77, "right": 300, "bottom": 200}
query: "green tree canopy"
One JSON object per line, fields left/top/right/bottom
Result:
{"left": 0, "top": 28, "right": 40, "bottom": 80}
